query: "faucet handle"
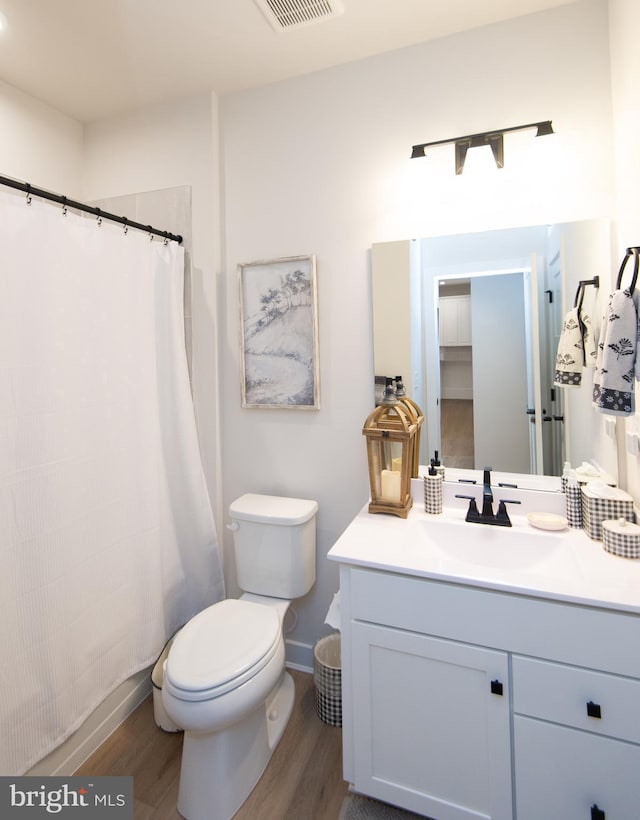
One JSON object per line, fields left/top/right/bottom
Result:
{"left": 455, "top": 494, "right": 479, "bottom": 522}
{"left": 496, "top": 498, "right": 521, "bottom": 526}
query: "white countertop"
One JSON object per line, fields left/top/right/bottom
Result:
{"left": 328, "top": 487, "right": 640, "bottom": 614}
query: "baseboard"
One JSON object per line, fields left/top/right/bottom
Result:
{"left": 441, "top": 389, "right": 473, "bottom": 400}
{"left": 285, "top": 639, "right": 313, "bottom": 674}
{"left": 26, "top": 667, "right": 153, "bottom": 776}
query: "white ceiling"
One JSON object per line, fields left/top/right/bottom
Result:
{"left": 0, "top": 0, "right": 576, "bottom": 123}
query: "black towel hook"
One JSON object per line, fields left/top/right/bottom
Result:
{"left": 616, "top": 247, "right": 640, "bottom": 291}
{"left": 573, "top": 276, "right": 599, "bottom": 308}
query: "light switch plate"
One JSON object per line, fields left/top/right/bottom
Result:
{"left": 625, "top": 431, "right": 640, "bottom": 455}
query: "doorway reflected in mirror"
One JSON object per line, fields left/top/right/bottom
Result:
{"left": 441, "top": 399, "right": 474, "bottom": 469}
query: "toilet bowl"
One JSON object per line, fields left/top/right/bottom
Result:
{"left": 162, "top": 596, "right": 294, "bottom": 820}
{"left": 163, "top": 597, "right": 288, "bottom": 731}
{"left": 161, "top": 493, "right": 318, "bottom": 820}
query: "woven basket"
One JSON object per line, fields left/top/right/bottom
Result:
{"left": 313, "top": 633, "right": 342, "bottom": 727}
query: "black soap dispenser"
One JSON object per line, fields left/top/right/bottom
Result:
{"left": 432, "top": 450, "right": 445, "bottom": 480}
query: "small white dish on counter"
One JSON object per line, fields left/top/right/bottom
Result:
{"left": 527, "top": 511, "right": 568, "bottom": 531}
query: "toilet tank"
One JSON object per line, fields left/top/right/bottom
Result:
{"left": 229, "top": 494, "right": 317, "bottom": 599}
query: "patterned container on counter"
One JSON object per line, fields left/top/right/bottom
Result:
{"left": 581, "top": 484, "right": 635, "bottom": 541}
{"left": 602, "top": 518, "right": 640, "bottom": 559}
{"left": 424, "top": 472, "right": 443, "bottom": 515}
{"left": 565, "top": 481, "right": 582, "bottom": 528}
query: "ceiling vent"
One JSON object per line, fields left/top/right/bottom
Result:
{"left": 254, "top": 0, "right": 344, "bottom": 32}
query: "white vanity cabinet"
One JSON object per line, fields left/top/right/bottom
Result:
{"left": 337, "top": 564, "right": 640, "bottom": 820}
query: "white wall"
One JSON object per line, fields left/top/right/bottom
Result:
{"left": 221, "top": 0, "right": 615, "bottom": 659}
{"left": 609, "top": 0, "right": 640, "bottom": 498}
{"left": 0, "top": 78, "right": 82, "bottom": 194}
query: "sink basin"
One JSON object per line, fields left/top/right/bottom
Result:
{"left": 421, "top": 518, "right": 567, "bottom": 571}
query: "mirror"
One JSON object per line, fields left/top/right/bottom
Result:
{"left": 372, "top": 220, "right": 618, "bottom": 482}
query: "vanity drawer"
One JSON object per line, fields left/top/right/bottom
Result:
{"left": 513, "top": 656, "right": 640, "bottom": 744}
{"left": 514, "top": 715, "right": 640, "bottom": 819}
{"left": 348, "top": 567, "right": 640, "bottom": 678}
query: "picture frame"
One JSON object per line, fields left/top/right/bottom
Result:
{"left": 238, "top": 254, "right": 320, "bottom": 409}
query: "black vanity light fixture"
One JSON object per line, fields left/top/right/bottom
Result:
{"left": 410, "top": 120, "right": 554, "bottom": 174}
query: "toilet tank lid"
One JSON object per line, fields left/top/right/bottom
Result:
{"left": 229, "top": 494, "right": 318, "bottom": 525}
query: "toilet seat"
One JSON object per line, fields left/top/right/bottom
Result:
{"left": 164, "top": 599, "right": 281, "bottom": 702}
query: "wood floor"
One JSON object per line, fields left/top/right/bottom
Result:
{"left": 75, "top": 669, "right": 348, "bottom": 819}
{"left": 440, "top": 399, "right": 474, "bottom": 469}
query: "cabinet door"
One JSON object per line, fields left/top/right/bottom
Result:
{"left": 439, "top": 296, "right": 457, "bottom": 346}
{"left": 351, "top": 622, "right": 512, "bottom": 820}
{"left": 457, "top": 296, "right": 472, "bottom": 345}
{"left": 439, "top": 295, "right": 472, "bottom": 347}
{"left": 514, "top": 716, "right": 640, "bottom": 820}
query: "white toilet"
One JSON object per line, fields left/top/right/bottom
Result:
{"left": 162, "top": 493, "right": 318, "bottom": 820}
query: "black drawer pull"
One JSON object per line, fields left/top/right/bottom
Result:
{"left": 591, "top": 804, "right": 605, "bottom": 820}
{"left": 490, "top": 679, "right": 503, "bottom": 696}
{"left": 587, "top": 701, "right": 602, "bottom": 719}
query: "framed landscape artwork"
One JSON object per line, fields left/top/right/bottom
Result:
{"left": 238, "top": 254, "right": 320, "bottom": 409}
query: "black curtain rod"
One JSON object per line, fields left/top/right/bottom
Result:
{"left": 0, "top": 174, "right": 183, "bottom": 244}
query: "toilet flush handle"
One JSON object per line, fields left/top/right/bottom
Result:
{"left": 226, "top": 522, "right": 239, "bottom": 531}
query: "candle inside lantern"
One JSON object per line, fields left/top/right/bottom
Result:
{"left": 381, "top": 469, "right": 401, "bottom": 503}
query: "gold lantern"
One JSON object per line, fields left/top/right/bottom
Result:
{"left": 363, "top": 389, "right": 418, "bottom": 519}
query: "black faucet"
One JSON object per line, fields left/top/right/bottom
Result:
{"left": 455, "top": 467, "right": 521, "bottom": 527}
{"left": 481, "top": 467, "right": 494, "bottom": 518}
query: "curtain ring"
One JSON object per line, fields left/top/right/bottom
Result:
{"left": 95, "top": 207, "right": 102, "bottom": 227}
{"left": 25, "top": 184, "right": 32, "bottom": 206}
{"left": 61, "top": 196, "right": 67, "bottom": 216}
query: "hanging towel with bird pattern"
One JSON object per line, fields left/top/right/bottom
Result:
{"left": 592, "top": 287, "right": 640, "bottom": 415}
{"left": 554, "top": 306, "right": 597, "bottom": 387}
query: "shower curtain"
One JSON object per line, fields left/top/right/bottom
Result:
{"left": 0, "top": 187, "right": 225, "bottom": 774}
